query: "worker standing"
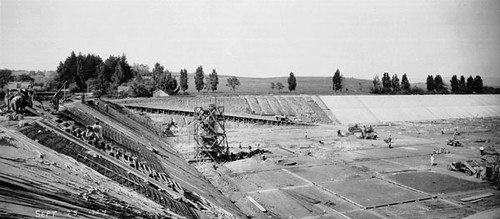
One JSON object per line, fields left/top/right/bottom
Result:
{"left": 92, "top": 121, "right": 103, "bottom": 142}
{"left": 475, "top": 166, "right": 482, "bottom": 178}
{"left": 430, "top": 154, "right": 435, "bottom": 166}
{"left": 387, "top": 135, "right": 393, "bottom": 149}
{"left": 305, "top": 132, "right": 308, "bottom": 139}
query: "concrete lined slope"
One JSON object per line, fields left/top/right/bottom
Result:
{"left": 310, "top": 95, "right": 340, "bottom": 123}
{"left": 319, "top": 95, "right": 500, "bottom": 124}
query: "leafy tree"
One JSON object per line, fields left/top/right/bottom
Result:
{"left": 179, "top": 69, "right": 188, "bottom": 93}
{"left": 102, "top": 54, "right": 133, "bottom": 88}
{"left": 52, "top": 52, "right": 134, "bottom": 96}
{"left": 128, "top": 79, "right": 154, "bottom": 97}
{"left": 152, "top": 63, "right": 164, "bottom": 82}
{"left": 55, "top": 51, "right": 77, "bottom": 88}
{"left": 332, "top": 69, "right": 343, "bottom": 92}
{"left": 426, "top": 75, "right": 435, "bottom": 92}
{"left": 473, "top": 75, "right": 483, "bottom": 93}
{"left": 0, "top": 69, "right": 13, "bottom": 90}
{"left": 466, "top": 75, "right": 474, "bottom": 94}
{"left": 94, "top": 62, "right": 107, "bottom": 97}
{"left": 111, "top": 62, "right": 124, "bottom": 88}
{"left": 276, "top": 82, "right": 284, "bottom": 92}
{"left": 288, "top": 72, "right": 297, "bottom": 92}
{"left": 164, "top": 72, "right": 180, "bottom": 95}
{"left": 450, "top": 75, "right": 459, "bottom": 94}
{"left": 382, "top": 72, "right": 392, "bottom": 89}
{"left": 270, "top": 82, "right": 276, "bottom": 91}
{"left": 371, "top": 75, "right": 381, "bottom": 94}
{"left": 132, "top": 63, "right": 150, "bottom": 77}
{"left": 76, "top": 58, "right": 86, "bottom": 91}
{"left": 209, "top": 69, "right": 219, "bottom": 92}
{"left": 156, "top": 70, "right": 180, "bottom": 95}
{"left": 434, "top": 75, "right": 446, "bottom": 92}
{"left": 226, "top": 76, "right": 240, "bottom": 91}
{"left": 410, "top": 86, "right": 426, "bottom": 95}
{"left": 401, "top": 74, "right": 410, "bottom": 91}
{"left": 482, "top": 86, "right": 500, "bottom": 94}
{"left": 391, "top": 74, "right": 400, "bottom": 92}
{"left": 195, "top": 66, "right": 204, "bottom": 92}
{"left": 17, "top": 74, "right": 35, "bottom": 82}
{"left": 459, "top": 75, "right": 466, "bottom": 94}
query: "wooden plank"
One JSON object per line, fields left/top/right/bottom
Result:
{"left": 460, "top": 193, "right": 494, "bottom": 202}
{"left": 247, "top": 196, "right": 267, "bottom": 212}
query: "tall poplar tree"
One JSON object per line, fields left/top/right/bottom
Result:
{"left": 288, "top": 72, "right": 297, "bottom": 92}
{"left": 401, "top": 74, "right": 410, "bottom": 91}
{"left": 179, "top": 69, "right": 188, "bottom": 93}
{"left": 195, "top": 66, "right": 204, "bottom": 92}
{"left": 332, "top": 69, "right": 343, "bottom": 91}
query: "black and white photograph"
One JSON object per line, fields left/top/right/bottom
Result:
{"left": 1, "top": 0, "right": 500, "bottom": 218}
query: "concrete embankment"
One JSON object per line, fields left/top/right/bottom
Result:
{"left": 318, "top": 95, "right": 500, "bottom": 124}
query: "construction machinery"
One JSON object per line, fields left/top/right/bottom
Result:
{"left": 348, "top": 124, "right": 362, "bottom": 133}
{"left": 275, "top": 114, "right": 292, "bottom": 122}
{"left": 480, "top": 146, "right": 499, "bottom": 156}
{"left": 448, "top": 160, "right": 481, "bottom": 176}
{"left": 482, "top": 161, "right": 500, "bottom": 189}
{"left": 349, "top": 124, "right": 377, "bottom": 140}
{"left": 447, "top": 139, "right": 463, "bottom": 147}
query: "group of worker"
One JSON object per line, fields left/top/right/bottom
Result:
{"left": 62, "top": 121, "right": 103, "bottom": 147}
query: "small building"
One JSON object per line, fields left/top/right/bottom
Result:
{"left": 4, "top": 82, "right": 33, "bottom": 91}
{"left": 152, "top": 89, "right": 169, "bottom": 97}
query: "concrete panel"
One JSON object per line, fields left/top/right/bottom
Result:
{"left": 320, "top": 178, "right": 431, "bottom": 208}
{"left": 229, "top": 169, "right": 310, "bottom": 193}
{"left": 251, "top": 189, "right": 326, "bottom": 218}
{"left": 387, "top": 172, "right": 490, "bottom": 194}
{"left": 289, "top": 164, "right": 369, "bottom": 183}
{"left": 320, "top": 95, "right": 500, "bottom": 124}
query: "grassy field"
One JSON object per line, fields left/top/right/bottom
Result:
{"left": 172, "top": 73, "right": 373, "bottom": 95}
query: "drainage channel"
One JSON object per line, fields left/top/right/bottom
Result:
{"left": 123, "top": 104, "right": 314, "bottom": 126}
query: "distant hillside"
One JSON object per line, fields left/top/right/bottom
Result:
{"left": 9, "top": 70, "right": 56, "bottom": 84}
{"left": 170, "top": 72, "right": 373, "bottom": 95}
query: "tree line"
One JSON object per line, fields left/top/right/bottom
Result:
{"left": 4, "top": 52, "right": 499, "bottom": 96}
{"left": 43, "top": 52, "right": 249, "bottom": 97}
{"left": 0, "top": 69, "right": 38, "bottom": 90}
{"left": 370, "top": 72, "right": 498, "bottom": 95}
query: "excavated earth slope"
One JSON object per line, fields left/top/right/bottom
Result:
{"left": 0, "top": 101, "right": 245, "bottom": 218}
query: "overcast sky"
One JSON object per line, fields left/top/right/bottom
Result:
{"left": 1, "top": 0, "right": 499, "bottom": 81}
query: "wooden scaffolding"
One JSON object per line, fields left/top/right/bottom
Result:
{"left": 193, "top": 104, "right": 229, "bottom": 163}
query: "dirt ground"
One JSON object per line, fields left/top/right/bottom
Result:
{"left": 168, "top": 117, "right": 500, "bottom": 219}
{"left": 2, "top": 96, "right": 499, "bottom": 218}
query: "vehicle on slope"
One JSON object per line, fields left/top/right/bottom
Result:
{"left": 275, "top": 114, "right": 292, "bottom": 122}
{"left": 348, "top": 124, "right": 362, "bottom": 133}
{"left": 448, "top": 160, "right": 481, "bottom": 176}
{"left": 447, "top": 139, "right": 463, "bottom": 147}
